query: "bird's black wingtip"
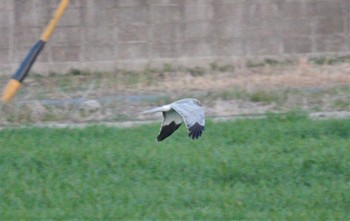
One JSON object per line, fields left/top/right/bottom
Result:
{"left": 188, "top": 123, "right": 204, "bottom": 140}
{"left": 157, "top": 121, "right": 181, "bottom": 142}
{"left": 156, "top": 135, "right": 164, "bottom": 142}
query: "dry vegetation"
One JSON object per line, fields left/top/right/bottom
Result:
{"left": 0, "top": 57, "right": 349, "bottom": 125}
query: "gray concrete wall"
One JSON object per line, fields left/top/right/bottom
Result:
{"left": 0, "top": 0, "right": 349, "bottom": 74}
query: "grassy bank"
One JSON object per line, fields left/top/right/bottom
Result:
{"left": 0, "top": 112, "right": 349, "bottom": 220}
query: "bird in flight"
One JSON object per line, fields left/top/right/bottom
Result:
{"left": 143, "top": 98, "right": 205, "bottom": 142}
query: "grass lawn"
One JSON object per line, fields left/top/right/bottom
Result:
{"left": 0, "top": 112, "right": 349, "bottom": 220}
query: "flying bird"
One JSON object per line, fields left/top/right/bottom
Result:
{"left": 143, "top": 98, "right": 205, "bottom": 142}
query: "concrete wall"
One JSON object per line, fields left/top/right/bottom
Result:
{"left": 0, "top": 0, "right": 349, "bottom": 74}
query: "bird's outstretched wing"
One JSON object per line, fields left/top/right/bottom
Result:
{"left": 157, "top": 109, "right": 183, "bottom": 142}
{"left": 170, "top": 100, "right": 205, "bottom": 139}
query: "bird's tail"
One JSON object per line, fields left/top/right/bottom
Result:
{"left": 142, "top": 107, "right": 164, "bottom": 114}
{"left": 142, "top": 105, "right": 171, "bottom": 114}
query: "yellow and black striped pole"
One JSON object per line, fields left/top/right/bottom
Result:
{"left": 2, "top": 0, "right": 69, "bottom": 102}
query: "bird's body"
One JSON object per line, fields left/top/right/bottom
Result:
{"left": 143, "top": 98, "right": 205, "bottom": 142}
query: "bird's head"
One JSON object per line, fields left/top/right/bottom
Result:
{"left": 193, "top": 98, "right": 202, "bottom": 106}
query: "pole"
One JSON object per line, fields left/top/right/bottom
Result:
{"left": 1, "top": 0, "right": 70, "bottom": 102}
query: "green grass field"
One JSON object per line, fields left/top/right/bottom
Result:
{"left": 0, "top": 112, "right": 349, "bottom": 220}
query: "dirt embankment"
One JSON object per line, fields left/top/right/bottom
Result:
{"left": 0, "top": 59, "right": 349, "bottom": 126}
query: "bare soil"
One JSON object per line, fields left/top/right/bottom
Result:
{"left": 0, "top": 59, "right": 349, "bottom": 126}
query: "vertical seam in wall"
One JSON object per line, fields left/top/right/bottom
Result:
{"left": 80, "top": 0, "right": 88, "bottom": 66}
{"left": 78, "top": 0, "right": 83, "bottom": 68}
{"left": 43, "top": 3, "right": 53, "bottom": 68}
{"left": 346, "top": 0, "right": 350, "bottom": 50}
{"left": 112, "top": 0, "right": 118, "bottom": 67}
{"left": 175, "top": 1, "right": 185, "bottom": 68}
{"left": 114, "top": 5, "right": 119, "bottom": 66}
{"left": 306, "top": 0, "right": 317, "bottom": 54}
{"left": 148, "top": 3, "right": 153, "bottom": 63}
{"left": 8, "top": 0, "right": 15, "bottom": 70}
